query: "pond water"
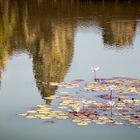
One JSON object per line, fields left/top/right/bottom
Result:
{"left": 0, "top": 0, "right": 140, "bottom": 140}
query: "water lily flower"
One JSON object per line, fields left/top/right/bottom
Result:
{"left": 92, "top": 67, "right": 100, "bottom": 72}
{"left": 73, "top": 105, "right": 81, "bottom": 112}
{"left": 81, "top": 99, "right": 87, "bottom": 110}
{"left": 108, "top": 85, "right": 116, "bottom": 100}
{"left": 108, "top": 100, "right": 115, "bottom": 106}
{"left": 81, "top": 99, "right": 86, "bottom": 103}
{"left": 91, "top": 67, "right": 100, "bottom": 81}
{"left": 108, "top": 85, "right": 116, "bottom": 91}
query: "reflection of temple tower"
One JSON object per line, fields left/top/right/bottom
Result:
{"left": 32, "top": 22, "right": 74, "bottom": 98}
{"left": 103, "top": 21, "right": 136, "bottom": 48}
{"left": 111, "top": 22, "right": 135, "bottom": 47}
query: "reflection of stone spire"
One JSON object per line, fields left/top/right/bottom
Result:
{"left": 111, "top": 21, "right": 136, "bottom": 47}
{"left": 103, "top": 21, "right": 136, "bottom": 48}
{"left": 32, "top": 22, "right": 74, "bottom": 98}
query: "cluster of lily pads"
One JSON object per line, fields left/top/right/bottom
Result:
{"left": 18, "top": 77, "right": 140, "bottom": 128}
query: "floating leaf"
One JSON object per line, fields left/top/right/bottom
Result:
{"left": 56, "top": 116, "right": 68, "bottom": 120}
{"left": 96, "top": 121, "right": 106, "bottom": 125}
{"left": 58, "top": 106, "right": 68, "bottom": 109}
{"left": 17, "top": 113, "right": 27, "bottom": 116}
{"left": 17, "top": 77, "right": 140, "bottom": 128}
{"left": 26, "top": 115, "right": 37, "bottom": 119}
{"left": 60, "top": 92, "right": 69, "bottom": 94}
{"left": 77, "top": 122, "right": 89, "bottom": 126}
{"left": 49, "top": 82, "right": 59, "bottom": 86}
{"left": 40, "top": 116, "right": 52, "bottom": 119}
{"left": 72, "top": 119, "right": 82, "bottom": 123}
{"left": 131, "top": 121, "right": 140, "bottom": 124}
{"left": 45, "top": 95, "right": 59, "bottom": 100}
{"left": 27, "top": 110, "right": 37, "bottom": 113}
{"left": 113, "top": 122, "right": 124, "bottom": 125}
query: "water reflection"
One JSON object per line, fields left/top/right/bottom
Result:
{"left": 103, "top": 21, "right": 136, "bottom": 48}
{"left": 0, "top": 0, "right": 140, "bottom": 97}
{"left": 0, "top": 46, "right": 7, "bottom": 86}
{"left": 32, "top": 22, "right": 74, "bottom": 98}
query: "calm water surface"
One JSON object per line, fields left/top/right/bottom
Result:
{"left": 0, "top": 0, "right": 140, "bottom": 140}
